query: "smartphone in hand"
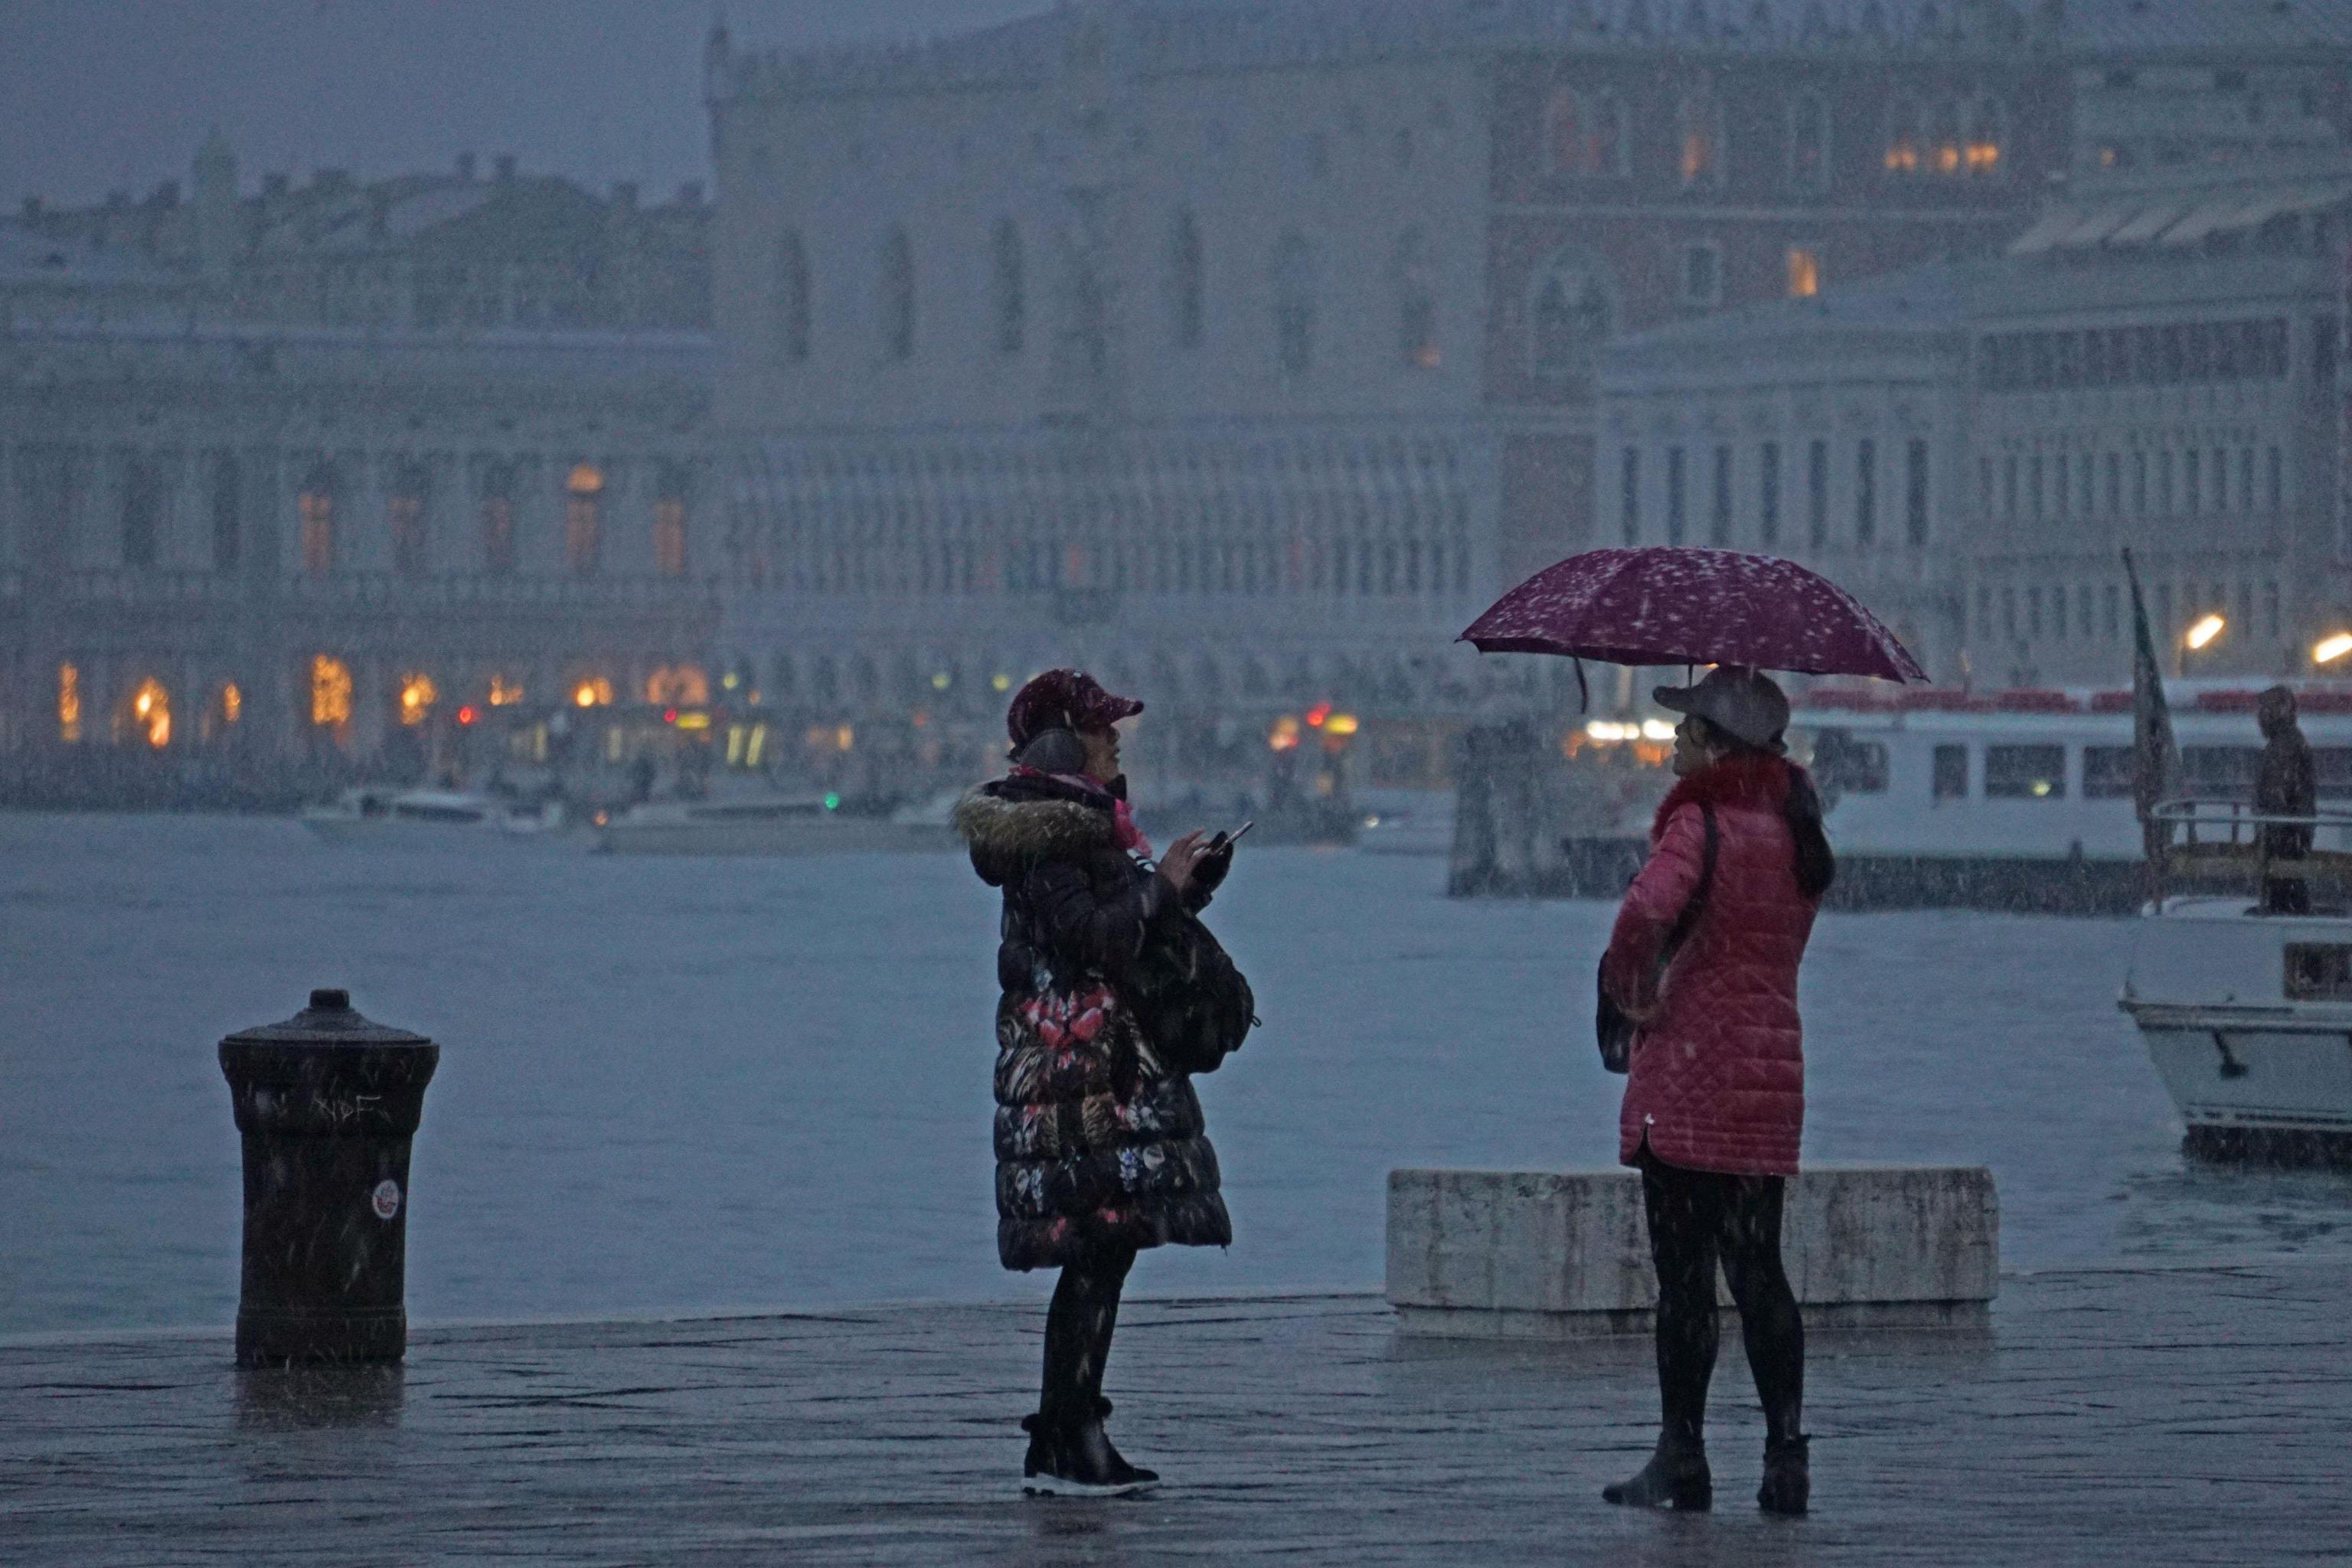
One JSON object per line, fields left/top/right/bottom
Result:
{"left": 1208, "top": 821, "right": 1254, "bottom": 852}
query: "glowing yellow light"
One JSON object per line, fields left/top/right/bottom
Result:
{"left": 488, "top": 675, "right": 524, "bottom": 706}
{"left": 2315, "top": 633, "right": 2352, "bottom": 665}
{"left": 311, "top": 655, "right": 352, "bottom": 727}
{"left": 566, "top": 462, "right": 605, "bottom": 495}
{"left": 221, "top": 683, "right": 241, "bottom": 725}
{"left": 572, "top": 676, "right": 614, "bottom": 708}
{"left": 1324, "top": 713, "right": 1361, "bottom": 737}
{"left": 1934, "top": 142, "right": 1962, "bottom": 174}
{"left": 57, "top": 663, "right": 81, "bottom": 742}
{"left": 746, "top": 724, "right": 768, "bottom": 767}
{"left": 931, "top": 671, "right": 952, "bottom": 691}
{"left": 1642, "top": 719, "right": 1677, "bottom": 742}
{"left": 2186, "top": 613, "right": 2226, "bottom": 651}
{"left": 128, "top": 678, "right": 170, "bottom": 748}
{"left": 1787, "top": 247, "right": 1821, "bottom": 299}
{"left": 1965, "top": 141, "right": 2001, "bottom": 173}
{"left": 835, "top": 724, "right": 855, "bottom": 752}
{"left": 398, "top": 673, "right": 438, "bottom": 726}
{"left": 991, "top": 673, "right": 1013, "bottom": 693}
{"left": 1269, "top": 714, "right": 1302, "bottom": 753}
{"left": 646, "top": 665, "right": 710, "bottom": 705}
{"left": 2031, "top": 779, "right": 2053, "bottom": 798}
{"left": 1584, "top": 719, "right": 1629, "bottom": 743}
{"left": 675, "top": 711, "right": 711, "bottom": 731}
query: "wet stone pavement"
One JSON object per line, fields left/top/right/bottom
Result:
{"left": 5, "top": 1261, "right": 2351, "bottom": 1566}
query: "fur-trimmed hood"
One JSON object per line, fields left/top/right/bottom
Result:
{"left": 955, "top": 781, "right": 1118, "bottom": 886}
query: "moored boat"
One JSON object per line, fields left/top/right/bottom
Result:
{"left": 2121, "top": 799, "right": 2352, "bottom": 1165}
{"left": 595, "top": 793, "right": 959, "bottom": 855}
{"left": 301, "top": 786, "right": 567, "bottom": 844}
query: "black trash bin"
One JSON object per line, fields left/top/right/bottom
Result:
{"left": 220, "top": 988, "right": 439, "bottom": 1367}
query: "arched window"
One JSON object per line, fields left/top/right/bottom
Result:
{"left": 1272, "top": 231, "right": 1315, "bottom": 377}
{"left": 991, "top": 218, "right": 1024, "bottom": 355}
{"left": 1529, "top": 248, "right": 1616, "bottom": 379}
{"left": 1967, "top": 96, "right": 2006, "bottom": 176}
{"left": 777, "top": 230, "right": 811, "bottom": 363}
{"left": 653, "top": 462, "right": 689, "bottom": 577}
{"left": 1546, "top": 88, "right": 1582, "bottom": 174}
{"left": 297, "top": 463, "right": 338, "bottom": 577}
{"left": 1168, "top": 208, "right": 1204, "bottom": 349}
{"left": 564, "top": 462, "right": 603, "bottom": 577}
{"left": 1929, "top": 97, "right": 1964, "bottom": 176}
{"left": 1884, "top": 99, "right": 1923, "bottom": 175}
{"left": 479, "top": 460, "right": 517, "bottom": 575}
{"left": 878, "top": 225, "right": 915, "bottom": 361}
{"left": 1788, "top": 91, "right": 1831, "bottom": 192}
{"left": 387, "top": 459, "right": 429, "bottom": 577}
{"left": 209, "top": 454, "right": 241, "bottom": 570}
{"left": 1592, "top": 92, "right": 1628, "bottom": 175}
{"left": 1679, "top": 90, "right": 1722, "bottom": 185}
{"left": 1396, "top": 228, "right": 1439, "bottom": 370}
{"left": 120, "top": 459, "right": 161, "bottom": 570}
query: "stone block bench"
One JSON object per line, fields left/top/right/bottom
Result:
{"left": 1387, "top": 1165, "right": 1998, "bottom": 1338}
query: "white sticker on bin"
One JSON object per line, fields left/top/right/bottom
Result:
{"left": 371, "top": 1179, "right": 402, "bottom": 1221}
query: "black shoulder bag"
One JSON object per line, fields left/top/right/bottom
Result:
{"left": 1594, "top": 803, "right": 1717, "bottom": 1075}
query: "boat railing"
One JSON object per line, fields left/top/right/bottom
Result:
{"left": 2148, "top": 797, "right": 2352, "bottom": 904}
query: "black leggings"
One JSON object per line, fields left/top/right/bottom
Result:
{"left": 1040, "top": 1244, "right": 1135, "bottom": 1425}
{"left": 1638, "top": 1150, "right": 1804, "bottom": 1448}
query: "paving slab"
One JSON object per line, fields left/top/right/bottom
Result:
{"left": 5, "top": 1261, "right": 2352, "bottom": 1566}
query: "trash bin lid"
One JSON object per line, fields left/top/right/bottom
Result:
{"left": 220, "top": 988, "right": 434, "bottom": 1049}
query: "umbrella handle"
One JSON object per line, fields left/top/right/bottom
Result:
{"left": 1574, "top": 658, "right": 1589, "bottom": 714}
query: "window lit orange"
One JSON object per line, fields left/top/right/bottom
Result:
{"left": 398, "top": 673, "right": 439, "bottom": 726}
{"left": 565, "top": 464, "right": 604, "bottom": 576}
{"left": 488, "top": 674, "right": 524, "bottom": 706}
{"left": 220, "top": 682, "right": 242, "bottom": 726}
{"left": 126, "top": 678, "right": 170, "bottom": 749}
{"left": 312, "top": 655, "right": 353, "bottom": 727}
{"left": 1787, "top": 247, "right": 1821, "bottom": 299}
{"left": 645, "top": 665, "right": 710, "bottom": 705}
{"left": 572, "top": 676, "right": 614, "bottom": 708}
{"left": 57, "top": 662, "right": 82, "bottom": 743}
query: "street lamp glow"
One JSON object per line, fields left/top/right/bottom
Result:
{"left": 2185, "top": 613, "right": 2226, "bottom": 651}
{"left": 2315, "top": 632, "right": 2352, "bottom": 665}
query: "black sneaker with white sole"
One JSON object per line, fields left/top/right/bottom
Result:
{"left": 1019, "top": 1411, "right": 1160, "bottom": 1498}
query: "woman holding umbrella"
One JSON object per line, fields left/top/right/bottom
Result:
{"left": 1597, "top": 665, "right": 1833, "bottom": 1516}
{"left": 1462, "top": 546, "right": 1911, "bottom": 1518}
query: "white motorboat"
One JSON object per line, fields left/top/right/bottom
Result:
{"left": 301, "top": 787, "right": 567, "bottom": 844}
{"left": 595, "top": 793, "right": 959, "bottom": 856}
{"left": 2120, "top": 799, "right": 2352, "bottom": 1163}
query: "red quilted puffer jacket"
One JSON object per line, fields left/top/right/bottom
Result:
{"left": 1602, "top": 753, "right": 1822, "bottom": 1177}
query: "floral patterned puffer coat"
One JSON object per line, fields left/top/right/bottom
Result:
{"left": 955, "top": 771, "right": 1251, "bottom": 1271}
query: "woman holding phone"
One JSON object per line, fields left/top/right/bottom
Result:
{"left": 953, "top": 669, "right": 1256, "bottom": 1496}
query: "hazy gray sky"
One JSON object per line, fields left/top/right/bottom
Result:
{"left": 0, "top": 0, "right": 1042, "bottom": 207}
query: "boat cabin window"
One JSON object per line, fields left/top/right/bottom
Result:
{"left": 2181, "top": 746, "right": 2259, "bottom": 799}
{"left": 2082, "top": 746, "right": 2135, "bottom": 799}
{"left": 1810, "top": 729, "right": 1889, "bottom": 796}
{"left": 1932, "top": 744, "right": 1968, "bottom": 800}
{"left": 393, "top": 801, "right": 487, "bottom": 825}
{"left": 1984, "top": 744, "right": 2066, "bottom": 799}
{"left": 2285, "top": 943, "right": 2352, "bottom": 1001}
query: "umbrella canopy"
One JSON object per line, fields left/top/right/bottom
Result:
{"left": 1460, "top": 547, "right": 1928, "bottom": 683}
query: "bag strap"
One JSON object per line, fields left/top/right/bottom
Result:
{"left": 1658, "top": 803, "right": 1717, "bottom": 965}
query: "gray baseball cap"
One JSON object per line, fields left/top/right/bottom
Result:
{"left": 1654, "top": 665, "right": 1792, "bottom": 751}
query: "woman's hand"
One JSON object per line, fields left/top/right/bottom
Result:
{"left": 1158, "top": 829, "right": 1210, "bottom": 898}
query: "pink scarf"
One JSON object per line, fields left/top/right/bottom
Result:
{"left": 1011, "top": 766, "right": 1154, "bottom": 858}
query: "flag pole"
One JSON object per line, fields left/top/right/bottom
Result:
{"left": 2123, "top": 548, "right": 2181, "bottom": 904}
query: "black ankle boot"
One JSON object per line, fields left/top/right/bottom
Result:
{"left": 1757, "top": 1434, "right": 1810, "bottom": 1516}
{"left": 1602, "top": 1436, "right": 1712, "bottom": 1510}
{"left": 1020, "top": 1401, "right": 1158, "bottom": 1498}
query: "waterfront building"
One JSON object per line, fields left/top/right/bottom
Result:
{"left": 1598, "top": 152, "right": 2352, "bottom": 689}
{"left": 705, "top": 0, "right": 2069, "bottom": 766}
{"left": 0, "top": 142, "right": 718, "bottom": 800}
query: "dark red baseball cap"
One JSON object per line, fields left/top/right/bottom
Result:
{"left": 1006, "top": 668, "right": 1144, "bottom": 746}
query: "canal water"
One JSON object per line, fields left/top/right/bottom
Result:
{"left": 5, "top": 811, "right": 2348, "bottom": 1337}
